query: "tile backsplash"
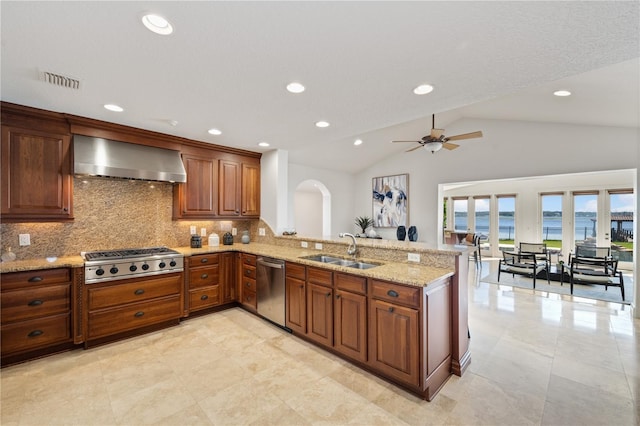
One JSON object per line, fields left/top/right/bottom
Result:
{"left": 1, "top": 177, "right": 266, "bottom": 260}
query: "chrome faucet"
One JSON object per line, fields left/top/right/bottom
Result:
{"left": 339, "top": 232, "right": 358, "bottom": 257}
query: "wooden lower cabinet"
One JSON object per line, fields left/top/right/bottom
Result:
{"left": 285, "top": 262, "right": 306, "bottom": 334}
{"left": 239, "top": 254, "right": 257, "bottom": 311}
{"left": 306, "top": 281, "right": 333, "bottom": 346}
{"left": 334, "top": 288, "right": 367, "bottom": 363}
{"left": 85, "top": 273, "right": 182, "bottom": 345}
{"left": 186, "top": 254, "right": 220, "bottom": 313}
{"left": 220, "top": 252, "right": 237, "bottom": 304}
{"left": 1, "top": 268, "right": 74, "bottom": 362}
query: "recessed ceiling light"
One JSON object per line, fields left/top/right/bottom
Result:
{"left": 168, "top": 120, "right": 178, "bottom": 127}
{"left": 207, "top": 128, "right": 222, "bottom": 135}
{"left": 553, "top": 90, "right": 572, "bottom": 97}
{"left": 413, "top": 84, "right": 434, "bottom": 95}
{"left": 315, "top": 121, "right": 330, "bottom": 128}
{"left": 258, "top": 141, "right": 270, "bottom": 147}
{"left": 286, "top": 82, "right": 305, "bottom": 93}
{"left": 104, "top": 104, "right": 123, "bottom": 112}
{"left": 354, "top": 139, "right": 363, "bottom": 146}
{"left": 142, "top": 14, "right": 173, "bottom": 35}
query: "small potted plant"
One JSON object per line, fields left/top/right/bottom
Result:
{"left": 354, "top": 216, "right": 374, "bottom": 237}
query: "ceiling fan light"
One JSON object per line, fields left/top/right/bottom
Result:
{"left": 424, "top": 141, "right": 443, "bottom": 153}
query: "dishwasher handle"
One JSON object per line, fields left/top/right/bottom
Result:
{"left": 257, "top": 258, "right": 284, "bottom": 269}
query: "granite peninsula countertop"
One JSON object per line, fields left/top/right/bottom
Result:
{"left": 1, "top": 242, "right": 456, "bottom": 288}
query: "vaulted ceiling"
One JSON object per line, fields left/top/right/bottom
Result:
{"left": 2, "top": 1, "right": 638, "bottom": 173}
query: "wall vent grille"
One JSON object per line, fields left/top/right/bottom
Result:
{"left": 40, "top": 71, "right": 81, "bottom": 89}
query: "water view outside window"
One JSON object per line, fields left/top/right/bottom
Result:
{"left": 610, "top": 191, "right": 634, "bottom": 262}
{"left": 474, "top": 197, "right": 490, "bottom": 250}
{"left": 453, "top": 199, "right": 467, "bottom": 231}
{"left": 498, "top": 196, "right": 515, "bottom": 249}
{"left": 573, "top": 193, "right": 597, "bottom": 248}
{"left": 542, "top": 194, "right": 562, "bottom": 250}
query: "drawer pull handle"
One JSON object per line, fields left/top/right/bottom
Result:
{"left": 201, "top": 258, "right": 209, "bottom": 263}
{"left": 245, "top": 269, "right": 251, "bottom": 275}
{"left": 134, "top": 311, "right": 145, "bottom": 318}
{"left": 28, "top": 299, "right": 44, "bottom": 307}
{"left": 387, "top": 290, "right": 399, "bottom": 298}
{"left": 28, "top": 276, "right": 43, "bottom": 283}
{"left": 134, "top": 289, "right": 145, "bottom": 295}
{"left": 246, "top": 295, "right": 252, "bottom": 301}
{"left": 336, "top": 294, "right": 341, "bottom": 299}
{"left": 28, "top": 330, "right": 43, "bottom": 338}
{"left": 389, "top": 307, "right": 395, "bottom": 313}
{"left": 246, "top": 282, "right": 251, "bottom": 287}
{"left": 201, "top": 295, "right": 209, "bottom": 301}
{"left": 326, "top": 292, "right": 331, "bottom": 298}
{"left": 201, "top": 273, "right": 209, "bottom": 279}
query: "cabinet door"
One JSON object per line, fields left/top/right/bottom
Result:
{"left": 220, "top": 252, "right": 237, "bottom": 303}
{"left": 369, "top": 299, "right": 419, "bottom": 387}
{"left": 218, "top": 159, "right": 241, "bottom": 216}
{"left": 285, "top": 276, "right": 306, "bottom": 334}
{"left": 174, "top": 154, "right": 217, "bottom": 218}
{"left": 241, "top": 162, "right": 260, "bottom": 217}
{"left": 306, "top": 282, "right": 333, "bottom": 347}
{"left": 1, "top": 126, "right": 72, "bottom": 220}
{"left": 334, "top": 290, "right": 367, "bottom": 363}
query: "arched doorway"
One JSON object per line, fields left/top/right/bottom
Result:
{"left": 294, "top": 180, "right": 331, "bottom": 239}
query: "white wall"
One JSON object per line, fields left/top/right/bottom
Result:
{"left": 260, "top": 149, "right": 289, "bottom": 234}
{"left": 355, "top": 118, "right": 639, "bottom": 243}
{"left": 288, "top": 163, "right": 355, "bottom": 237}
{"left": 294, "top": 190, "right": 323, "bottom": 238}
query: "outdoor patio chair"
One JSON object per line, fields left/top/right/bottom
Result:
{"left": 498, "top": 246, "right": 550, "bottom": 289}
{"left": 574, "top": 245, "right": 611, "bottom": 259}
{"left": 569, "top": 255, "right": 624, "bottom": 301}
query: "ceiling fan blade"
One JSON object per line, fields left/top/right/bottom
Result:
{"left": 392, "top": 140, "right": 421, "bottom": 143}
{"left": 444, "top": 131, "right": 483, "bottom": 142}
{"left": 430, "top": 128, "right": 444, "bottom": 139}
{"left": 442, "top": 142, "right": 459, "bottom": 150}
{"left": 405, "top": 145, "right": 423, "bottom": 152}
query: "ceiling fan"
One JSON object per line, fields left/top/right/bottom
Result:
{"left": 392, "top": 114, "right": 483, "bottom": 153}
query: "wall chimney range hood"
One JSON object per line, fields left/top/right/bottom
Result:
{"left": 74, "top": 135, "right": 187, "bottom": 183}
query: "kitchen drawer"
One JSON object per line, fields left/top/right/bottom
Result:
{"left": 241, "top": 289, "right": 257, "bottom": 310}
{"left": 335, "top": 273, "right": 366, "bottom": 295}
{"left": 241, "top": 277, "right": 256, "bottom": 293}
{"left": 189, "top": 286, "right": 220, "bottom": 310}
{"left": 1, "top": 283, "right": 70, "bottom": 323}
{"left": 188, "top": 254, "right": 219, "bottom": 267}
{"left": 286, "top": 262, "right": 306, "bottom": 280}
{"left": 88, "top": 274, "right": 182, "bottom": 310}
{"left": 1, "top": 313, "right": 71, "bottom": 354}
{"left": 188, "top": 265, "right": 219, "bottom": 289}
{"left": 87, "top": 295, "right": 181, "bottom": 339}
{"left": 308, "top": 267, "right": 333, "bottom": 287}
{"left": 243, "top": 254, "right": 257, "bottom": 266}
{"left": 371, "top": 279, "right": 420, "bottom": 308}
{"left": 1, "top": 268, "right": 70, "bottom": 290}
{"left": 242, "top": 264, "right": 256, "bottom": 280}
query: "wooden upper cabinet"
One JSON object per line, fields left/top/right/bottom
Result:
{"left": 173, "top": 153, "right": 218, "bottom": 219}
{"left": 241, "top": 161, "right": 260, "bottom": 217}
{"left": 218, "top": 159, "right": 241, "bottom": 216}
{"left": 1, "top": 126, "right": 73, "bottom": 221}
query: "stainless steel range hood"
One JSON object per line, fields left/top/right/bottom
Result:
{"left": 74, "top": 135, "right": 187, "bottom": 183}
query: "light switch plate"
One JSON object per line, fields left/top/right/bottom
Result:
{"left": 190, "top": 226, "right": 196, "bottom": 234}
{"left": 19, "top": 234, "right": 31, "bottom": 246}
{"left": 315, "top": 243, "right": 323, "bottom": 250}
{"left": 258, "top": 228, "right": 266, "bottom": 236}
{"left": 408, "top": 253, "right": 420, "bottom": 262}
{"left": 200, "top": 228, "right": 207, "bottom": 236}
{"left": 301, "top": 241, "right": 308, "bottom": 248}
{"left": 232, "top": 227, "right": 237, "bottom": 236}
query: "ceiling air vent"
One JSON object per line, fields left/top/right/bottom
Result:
{"left": 40, "top": 70, "right": 81, "bottom": 89}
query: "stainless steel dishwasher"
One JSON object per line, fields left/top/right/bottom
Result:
{"left": 256, "top": 256, "right": 287, "bottom": 328}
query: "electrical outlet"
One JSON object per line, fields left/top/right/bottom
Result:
{"left": 190, "top": 226, "right": 196, "bottom": 235}
{"left": 19, "top": 234, "right": 31, "bottom": 246}
{"left": 232, "top": 227, "right": 237, "bottom": 236}
{"left": 315, "top": 243, "right": 323, "bottom": 250}
{"left": 200, "top": 227, "right": 207, "bottom": 236}
{"left": 258, "top": 228, "right": 266, "bottom": 236}
{"left": 301, "top": 241, "right": 308, "bottom": 248}
{"left": 408, "top": 253, "right": 420, "bottom": 262}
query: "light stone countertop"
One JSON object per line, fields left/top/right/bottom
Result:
{"left": 1, "top": 242, "right": 455, "bottom": 288}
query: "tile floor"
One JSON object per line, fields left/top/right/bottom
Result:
{"left": 1, "top": 260, "right": 638, "bottom": 425}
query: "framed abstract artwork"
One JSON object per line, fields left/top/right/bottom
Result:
{"left": 372, "top": 174, "right": 408, "bottom": 227}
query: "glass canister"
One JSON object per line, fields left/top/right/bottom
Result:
{"left": 241, "top": 230, "right": 250, "bottom": 244}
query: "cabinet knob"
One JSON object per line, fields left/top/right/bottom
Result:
{"left": 246, "top": 282, "right": 251, "bottom": 287}
{"left": 201, "top": 273, "right": 208, "bottom": 279}
{"left": 336, "top": 294, "right": 341, "bottom": 299}
{"left": 134, "top": 311, "right": 145, "bottom": 318}
{"left": 28, "top": 276, "right": 43, "bottom": 283}
{"left": 388, "top": 307, "right": 395, "bottom": 313}
{"left": 63, "top": 208, "right": 68, "bottom": 212}
{"left": 27, "top": 299, "right": 43, "bottom": 306}
{"left": 387, "top": 290, "right": 399, "bottom": 298}
{"left": 27, "top": 330, "right": 43, "bottom": 338}
{"left": 299, "top": 285, "right": 304, "bottom": 289}
{"left": 326, "top": 292, "right": 331, "bottom": 298}
{"left": 201, "top": 295, "right": 209, "bottom": 301}
{"left": 134, "top": 289, "right": 145, "bottom": 295}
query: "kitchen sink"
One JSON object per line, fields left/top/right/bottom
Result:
{"left": 301, "top": 254, "right": 381, "bottom": 270}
